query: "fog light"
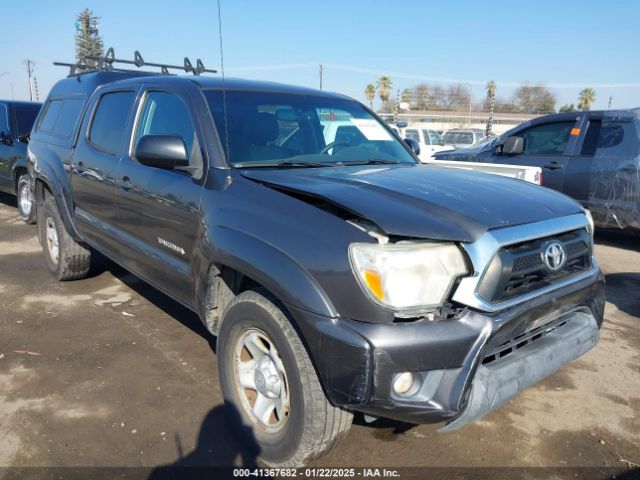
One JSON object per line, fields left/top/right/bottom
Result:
{"left": 392, "top": 372, "right": 415, "bottom": 396}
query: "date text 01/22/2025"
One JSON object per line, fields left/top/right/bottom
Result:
{"left": 232, "top": 468, "right": 401, "bottom": 478}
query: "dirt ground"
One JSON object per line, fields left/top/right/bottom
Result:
{"left": 0, "top": 192, "right": 638, "bottom": 479}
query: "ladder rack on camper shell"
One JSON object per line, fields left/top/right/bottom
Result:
{"left": 54, "top": 48, "right": 217, "bottom": 77}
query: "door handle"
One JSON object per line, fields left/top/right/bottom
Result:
{"left": 121, "top": 176, "right": 132, "bottom": 192}
{"left": 543, "top": 162, "right": 563, "bottom": 170}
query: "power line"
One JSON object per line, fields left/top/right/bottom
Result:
{"left": 217, "top": 62, "right": 640, "bottom": 89}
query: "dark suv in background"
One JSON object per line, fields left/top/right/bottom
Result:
{"left": 29, "top": 54, "right": 605, "bottom": 466}
{"left": 435, "top": 110, "right": 640, "bottom": 231}
{"left": 0, "top": 100, "right": 42, "bottom": 222}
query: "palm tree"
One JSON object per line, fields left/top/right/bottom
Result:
{"left": 364, "top": 84, "right": 376, "bottom": 109}
{"left": 485, "top": 80, "right": 496, "bottom": 107}
{"left": 485, "top": 80, "right": 496, "bottom": 135}
{"left": 578, "top": 88, "right": 596, "bottom": 111}
{"left": 376, "top": 76, "right": 392, "bottom": 103}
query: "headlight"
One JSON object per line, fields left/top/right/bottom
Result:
{"left": 583, "top": 208, "right": 595, "bottom": 243}
{"left": 349, "top": 242, "right": 468, "bottom": 316}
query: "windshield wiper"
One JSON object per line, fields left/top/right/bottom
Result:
{"left": 234, "top": 158, "right": 404, "bottom": 169}
{"left": 334, "top": 159, "right": 402, "bottom": 166}
{"left": 234, "top": 160, "right": 334, "bottom": 169}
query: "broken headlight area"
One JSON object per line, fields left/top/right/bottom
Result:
{"left": 349, "top": 241, "right": 469, "bottom": 318}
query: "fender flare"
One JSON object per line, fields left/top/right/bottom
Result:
{"left": 195, "top": 225, "right": 337, "bottom": 332}
{"left": 33, "top": 159, "right": 82, "bottom": 242}
{"left": 10, "top": 157, "right": 28, "bottom": 192}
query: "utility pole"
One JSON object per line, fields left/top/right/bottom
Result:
{"left": 23, "top": 59, "right": 35, "bottom": 101}
{"left": 33, "top": 76, "right": 40, "bottom": 101}
{"left": 319, "top": 64, "right": 323, "bottom": 90}
{"left": 608, "top": 96, "right": 612, "bottom": 109}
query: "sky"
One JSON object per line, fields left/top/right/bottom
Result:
{"left": 2, "top": 0, "right": 640, "bottom": 110}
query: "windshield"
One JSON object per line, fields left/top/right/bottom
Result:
{"left": 205, "top": 90, "right": 416, "bottom": 167}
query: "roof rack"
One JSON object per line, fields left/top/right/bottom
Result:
{"left": 54, "top": 47, "right": 217, "bottom": 77}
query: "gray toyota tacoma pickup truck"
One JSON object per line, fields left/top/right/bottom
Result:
{"left": 29, "top": 54, "right": 605, "bottom": 467}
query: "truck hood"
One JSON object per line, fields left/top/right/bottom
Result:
{"left": 240, "top": 164, "right": 583, "bottom": 242}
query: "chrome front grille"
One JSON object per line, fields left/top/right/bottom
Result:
{"left": 477, "top": 229, "right": 592, "bottom": 303}
{"left": 452, "top": 214, "right": 598, "bottom": 313}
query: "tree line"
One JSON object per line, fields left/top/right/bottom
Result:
{"left": 364, "top": 77, "right": 599, "bottom": 114}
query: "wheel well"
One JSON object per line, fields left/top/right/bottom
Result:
{"left": 34, "top": 179, "right": 53, "bottom": 206}
{"left": 204, "top": 264, "right": 265, "bottom": 335}
{"left": 13, "top": 167, "right": 27, "bottom": 194}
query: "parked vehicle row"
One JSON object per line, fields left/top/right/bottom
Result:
{"left": 0, "top": 100, "right": 42, "bottom": 222}
{"left": 21, "top": 55, "right": 604, "bottom": 468}
{"left": 435, "top": 110, "right": 640, "bottom": 230}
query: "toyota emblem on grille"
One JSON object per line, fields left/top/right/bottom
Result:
{"left": 543, "top": 241, "right": 567, "bottom": 271}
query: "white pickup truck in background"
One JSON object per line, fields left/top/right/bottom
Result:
{"left": 319, "top": 120, "right": 541, "bottom": 185}
{"left": 424, "top": 159, "right": 542, "bottom": 185}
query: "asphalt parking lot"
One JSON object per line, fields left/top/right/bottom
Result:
{"left": 0, "top": 192, "right": 638, "bottom": 477}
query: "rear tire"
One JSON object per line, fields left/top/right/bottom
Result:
{"left": 217, "top": 289, "right": 352, "bottom": 467}
{"left": 37, "top": 197, "right": 91, "bottom": 281}
{"left": 16, "top": 173, "right": 36, "bottom": 224}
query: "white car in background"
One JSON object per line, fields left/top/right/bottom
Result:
{"left": 403, "top": 127, "right": 455, "bottom": 161}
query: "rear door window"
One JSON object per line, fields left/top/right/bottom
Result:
{"left": 597, "top": 124, "right": 625, "bottom": 149}
{"left": 39, "top": 100, "right": 63, "bottom": 133}
{"left": 38, "top": 98, "right": 84, "bottom": 137}
{"left": 88, "top": 91, "right": 136, "bottom": 154}
{"left": 53, "top": 99, "right": 84, "bottom": 137}
{"left": 520, "top": 121, "right": 574, "bottom": 155}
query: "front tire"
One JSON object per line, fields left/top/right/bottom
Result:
{"left": 37, "top": 197, "right": 91, "bottom": 281}
{"left": 217, "top": 289, "right": 352, "bottom": 467}
{"left": 16, "top": 173, "right": 36, "bottom": 224}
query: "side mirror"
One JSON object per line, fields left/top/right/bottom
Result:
{"left": 404, "top": 137, "right": 420, "bottom": 156}
{"left": 500, "top": 136, "right": 524, "bottom": 155}
{"left": 134, "top": 134, "right": 189, "bottom": 170}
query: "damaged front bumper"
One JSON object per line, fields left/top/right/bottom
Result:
{"left": 288, "top": 267, "right": 605, "bottom": 429}
{"left": 439, "top": 308, "right": 598, "bottom": 431}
